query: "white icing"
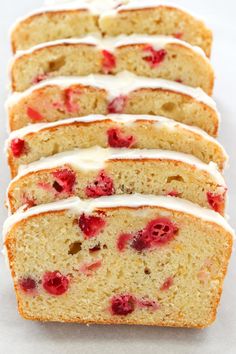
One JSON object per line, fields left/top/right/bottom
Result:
{"left": 6, "top": 114, "right": 227, "bottom": 167}
{"left": 12, "top": 34, "right": 208, "bottom": 61}
{"left": 3, "top": 195, "right": 234, "bottom": 242}
{"left": 11, "top": 147, "right": 225, "bottom": 187}
{"left": 6, "top": 72, "right": 218, "bottom": 111}
{"left": 11, "top": 0, "right": 204, "bottom": 33}
{"left": 100, "top": 0, "right": 204, "bottom": 22}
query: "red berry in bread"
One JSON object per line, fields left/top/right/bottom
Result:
{"left": 102, "top": 50, "right": 116, "bottom": 74}
{"left": 78, "top": 213, "right": 106, "bottom": 238}
{"left": 27, "top": 107, "right": 43, "bottom": 121}
{"left": 117, "top": 233, "right": 133, "bottom": 252}
{"left": 111, "top": 294, "right": 136, "bottom": 316}
{"left": 132, "top": 218, "right": 179, "bottom": 251}
{"left": 42, "top": 271, "right": 69, "bottom": 296}
{"left": 85, "top": 170, "right": 114, "bottom": 198}
{"left": 107, "top": 96, "right": 127, "bottom": 113}
{"left": 52, "top": 168, "right": 76, "bottom": 194}
{"left": 19, "top": 277, "right": 37, "bottom": 294}
{"left": 64, "top": 88, "right": 81, "bottom": 113}
{"left": 79, "top": 260, "right": 102, "bottom": 276}
{"left": 160, "top": 277, "right": 174, "bottom": 291}
{"left": 142, "top": 45, "right": 167, "bottom": 67}
{"left": 207, "top": 191, "right": 226, "bottom": 213}
{"left": 10, "top": 138, "right": 25, "bottom": 157}
{"left": 107, "top": 128, "right": 135, "bottom": 148}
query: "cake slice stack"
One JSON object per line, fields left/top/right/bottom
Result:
{"left": 4, "top": 0, "right": 234, "bottom": 328}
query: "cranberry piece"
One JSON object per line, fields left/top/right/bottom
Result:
{"left": 138, "top": 298, "right": 160, "bottom": 311}
{"left": 52, "top": 169, "right": 76, "bottom": 194}
{"left": 32, "top": 73, "right": 48, "bottom": 84}
{"left": 21, "top": 194, "right": 36, "bottom": 209}
{"left": 145, "top": 218, "right": 179, "bottom": 246}
{"left": 108, "top": 96, "right": 127, "bottom": 114}
{"left": 143, "top": 46, "right": 167, "bottom": 68}
{"left": 89, "top": 244, "right": 101, "bottom": 253}
{"left": 102, "top": 50, "right": 116, "bottom": 74}
{"left": 79, "top": 260, "right": 102, "bottom": 276}
{"left": 85, "top": 170, "right": 115, "bottom": 198}
{"left": 132, "top": 218, "right": 178, "bottom": 251}
{"left": 42, "top": 271, "right": 69, "bottom": 296}
{"left": 107, "top": 128, "right": 135, "bottom": 148}
{"left": 52, "top": 181, "right": 64, "bottom": 193}
{"left": 207, "top": 191, "right": 226, "bottom": 213}
{"left": 111, "top": 294, "right": 136, "bottom": 316}
{"left": 167, "top": 190, "right": 181, "bottom": 197}
{"left": 19, "top": 277, "right": 37, "bottom": 294}
{"left": 117, "top": 233, "right": 133, "bottom": 252}
{"left": 131, "top": 230, "right": 151, "bottom": 251}
{"left": 10, "top": 138, "right": 25, "bottom": 158}
{"left": 173, "top": 32, "right": 183, "bottom": 39}
{"left": 160, "top": 277, "right": 174, "bottom": 291}
{"left": 27, "top": 107, "right": 43, "bottom": 121}
{"left": 64, "top": 88, "right": 81, "bottom": 113}
{"left": 78, "top": 213, "right": 106, "bottom": 238}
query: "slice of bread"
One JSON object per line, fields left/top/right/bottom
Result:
{"left": 7, "top": 115, "right": 227, "bottom": 177}
{"left": 11, "top": 1, "right": 212, "bottom": 56}
{"left": 4, "top": 195, "right": 233, "bottom": 327}
{"left": 7, "top": 147, "right": 227, "bottom": 214}
{"left": 7, "top": 73, "right": 219, "bottom": 136}
{"left": 10, "top": 36, "right": 214, "bottom": 94}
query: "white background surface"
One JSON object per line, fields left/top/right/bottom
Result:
{"left": 0, "top": 1, "right": 236, "bottom": 353}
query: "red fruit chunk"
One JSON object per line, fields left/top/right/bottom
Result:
{"left": 78, "top": 213, "right": 106, "bottom": 238}
{"left": 117, "top": 233, "right": 133, "bottom": 252}
{"left": 102, "top": 50, "right": 116, "bottom": 74}
{"left": 132, "top": 218, "right": 178, "bottom": 251}
{"left": 107, "top": 128, "right": 135, "bottom": 148}
{"left": 138, "top": 298, "right": 160, "bottom": 311}
{"left": 85, "top": 170, "right": 115, "bottom": 198}
{"left": 10, "top": 138, "right": 25, "bottom": 158}
{"left": 167, "top": 190, "right": 181, "bottom": 197}
{"left": 42, "top": 271, "right": 69, "bottom": 296}
{"left": 160, "top": 277, "right": 174, "bottom": 291}
{"left": 207, "top": 191, "right": 226, "bottom": 213}
{"left": 89, "top": 244, "right": 101, "bottom": 253}
{"left": 32, "top": 73, "right": 48, "bottom": 84}
{"left": 145, "top": 218, "right": 179, "bottom": 246}
{"left": 52, "top": 169, "right": 76, "bottom": 194}
{"left": 38, "top": 182, "right": 56, "bottom": 194}
{"left": 173, "top": 32, "right": 183, "bottom": 39}
{"left": 111, "top": 294, "right": 136, "bottom": 316}
{"left": 27, "top": 107, "right": 43, "bottom": 121}
{"left": 175, "top": 79, "right": 183, "bottom": 83}
{"left": 79, "top": 260, "right": 102, "bottom": 276}
{"left": 108, "top": 96, "right": 127, "bottom": 113}
{"left": 131, "top": 230, "right": 151, "bottom": 251}
{"left": 143, "top": 45, "right": 167, "bottom": 67}
{"left": 19, "top": 277, "right": 37, "bottom": 294}
{"left": 64, "top": 88, "right": 81, "bottom": 113}
{"left": 21, "top": 194, "right": 36, "bottom": 209}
